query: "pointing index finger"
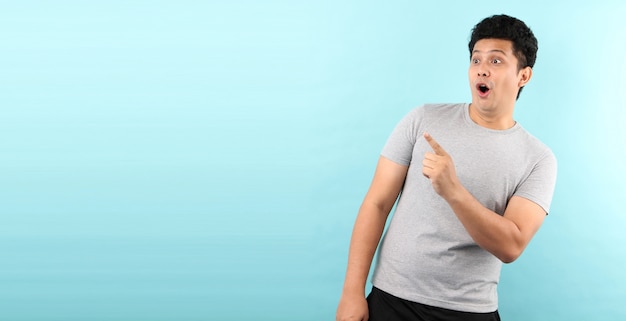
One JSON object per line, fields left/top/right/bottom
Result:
{"left": 424, "top": 132, "right": 447, "bottom": 156}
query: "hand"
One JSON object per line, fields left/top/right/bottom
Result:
{"left": 422, "top": 132, "right": 460, "bottom": 200}
{"left": 336, "top": 292, "right": 368, "bottom": 321}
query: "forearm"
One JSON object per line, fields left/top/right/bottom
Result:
{"left": 445, "top": 186, "right": 524, "bottom": 263}
{"left": 341, "top": 201, "right": 389, "bottom": 295}
{"left": 422, "top": 133, "right": 547, "bottom": 264}
{"left": 339, "top": 156, "right": 407, "bottom": 299}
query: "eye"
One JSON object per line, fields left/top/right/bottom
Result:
{"left": 471, "top": 58, "right": 480, "bottom": 64}
{"left": 491, "top": 58, "right": 502, "bottom": 64}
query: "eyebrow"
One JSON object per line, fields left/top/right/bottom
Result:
{"left": 472, "top": 49, "right": 508, "bottom": 55}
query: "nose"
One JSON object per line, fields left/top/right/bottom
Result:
{"left": 477, "top": 64, "right": 490, "bottom": 77}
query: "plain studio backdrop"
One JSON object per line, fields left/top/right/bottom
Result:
{"left": 1, "top": 1, "right": 625, "bottom": 320}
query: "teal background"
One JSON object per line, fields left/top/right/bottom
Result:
{"left": 1, "top": 1, "right": 625, "bottom": 320}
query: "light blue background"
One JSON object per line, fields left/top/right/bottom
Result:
{"left": 1, "top": 1, "right": 625, "bottom": 320}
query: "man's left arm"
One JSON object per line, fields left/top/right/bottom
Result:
{"left": 422, "top": 132, "right": 547, "bottom": 263}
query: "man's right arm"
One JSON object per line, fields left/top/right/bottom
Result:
{"left": 336, "top": 156, "right": 408, "bottom": 321}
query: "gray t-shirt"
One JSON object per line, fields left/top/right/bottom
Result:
{"left": 372, "top": 103, "right": 557, "bottom": 313}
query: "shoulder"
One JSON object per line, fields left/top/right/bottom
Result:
{"left": 394, "top": 103, "right": 467, "bottom": 134}
{"left": 516, "top": 127, "right": 557, "bottom": 167}
{"left": 422, "top": 103, "right": 466, "bottom": 114}
{"left": 412, "top": 103, "right": 467, "bottom": 122}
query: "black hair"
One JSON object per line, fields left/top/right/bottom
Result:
{"left": 468, "top": 15, "right": 538, "bottom": 98}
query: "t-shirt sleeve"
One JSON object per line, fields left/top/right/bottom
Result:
{"left": 513, "top": 149, "right": 558, "bottom": 214}
{"left": 380, "top": 107, "right": 424, "bottom": 166}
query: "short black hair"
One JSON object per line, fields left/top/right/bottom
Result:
{"left": 469, "top": 15, "right": 538, "bottom": 98}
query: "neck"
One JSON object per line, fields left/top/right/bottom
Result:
{"left": 468, "top": 103, "right": 516, "bottom": 130}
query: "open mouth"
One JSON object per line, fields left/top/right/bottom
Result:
{"left": 476, "top": 83, "right": 490, "bottom": 96}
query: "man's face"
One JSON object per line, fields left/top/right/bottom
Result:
{"left": 468, "top": 38, "right": 530, "bottom": 111}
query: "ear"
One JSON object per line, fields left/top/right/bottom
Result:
{"left": 518, "top": 66, "right": 532, "bottom": 88}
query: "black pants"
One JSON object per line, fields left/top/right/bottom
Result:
{"left": 367, "top": 287, "right": 501, "bottom": 321}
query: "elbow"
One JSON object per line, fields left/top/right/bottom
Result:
{"left": 499, "top": 254, "right": 519, "bottom": 264}
{"left": 494, "top": 246, "right": 524, "bottom": 264}
{"left": 497, "top": 247, "right": 523, "bottom": 264}
{"left": 492, "top": 230, "right": 528, "bottom": 263}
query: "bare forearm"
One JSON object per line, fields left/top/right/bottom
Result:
{"left": 422, "top": 133, "right": 546, "bottom": 264}
{"left": 445, "top": 186, "right": 524, "bottom": 263}
{"left": 422, "top": 132, "right": 521, "bottom": 260}
{"left": 341, "top": 202, "right": 389, "bottom": 295}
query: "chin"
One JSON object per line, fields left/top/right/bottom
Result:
{"left": 472, "top": 99, "right": 497, "bottom": 112}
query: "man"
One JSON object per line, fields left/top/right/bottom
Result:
{"left": 336, "top": 14, "right": 557, "bottom": 321}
